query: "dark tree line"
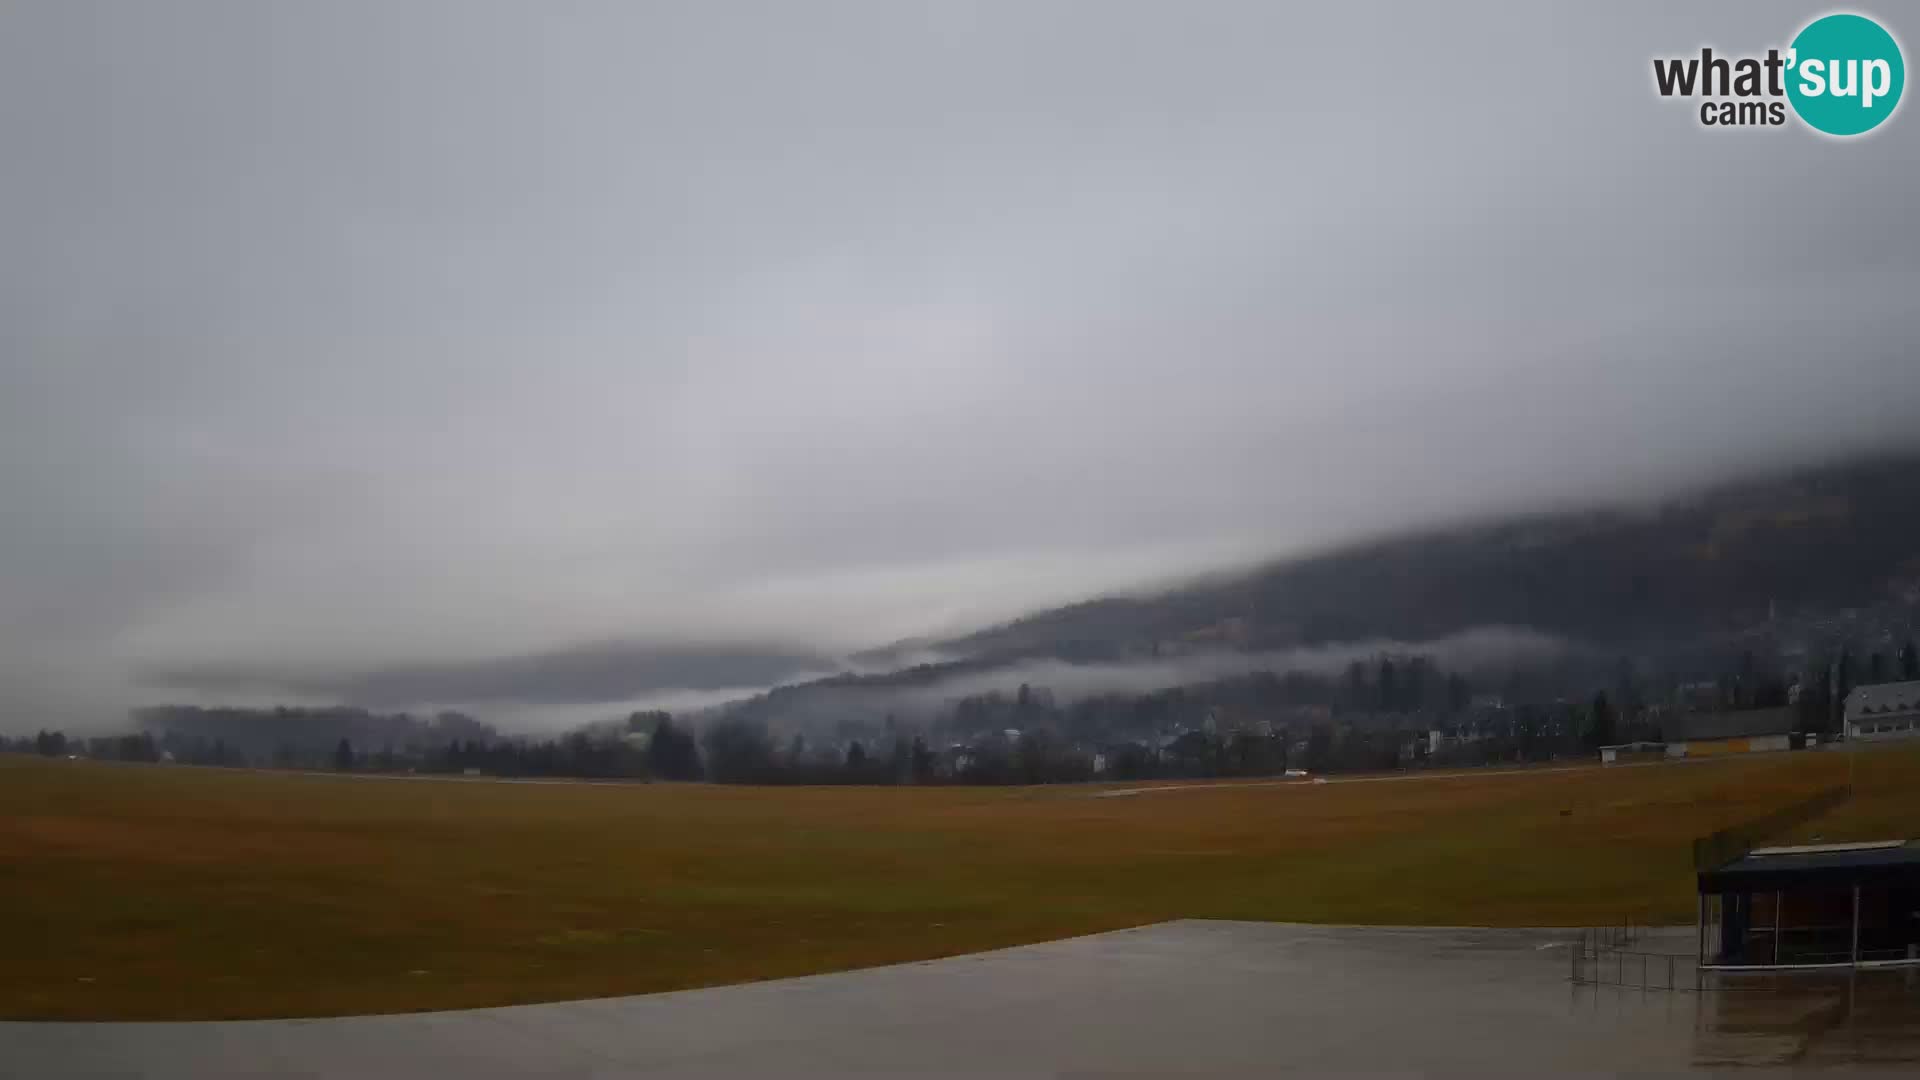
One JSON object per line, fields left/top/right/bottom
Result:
{"left": 8, "top": 719, "right": 667, "bottom": 782}
{"left": 694, "top": 716, "right": 938, "bottom": 784}
{"left": 14, "top": 631, "right": 1917, "bottom": 784}
{"left": 132, "top": 705, "right": 497, "bottom": 765}
{"left": 3, "top": 730, "right": 163, "bottom": 762}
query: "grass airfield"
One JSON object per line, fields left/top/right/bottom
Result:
{"left": 4, "top": 745, "right": 1915, "bottom": 1019}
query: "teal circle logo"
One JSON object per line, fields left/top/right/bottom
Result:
{"left": 1786, "top": 13, "right": 1905, "bottom": 136}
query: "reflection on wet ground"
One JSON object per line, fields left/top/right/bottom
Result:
{"left": 4, "top": 921, "right": 1918, "bottom": 1075}
{"left": 1571, "top": 926, "right": 1920, "bottom": 1068}
{"left": 1694, "top": 967, "right": 1920, "bottom": 1068}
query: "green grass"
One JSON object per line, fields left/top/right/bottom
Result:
{"left": 4, "top": 745, "right": 1918, "bottom": 1020}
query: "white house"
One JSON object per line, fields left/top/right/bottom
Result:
{"left": 1845, "top": 681, "right": 1920, "bottom": 742}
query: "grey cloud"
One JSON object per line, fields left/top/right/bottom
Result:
{"left": 144, "top": 640, "right": 839, "bottom": 710}
{"left": 687, "top": 626, "right": 1577, "bottom": 737}
{"left": 891, "top": 626, "right": 1577, "bottom": 709}
{"left": 2, "top": 2, "right": 1917, "bottom": 731}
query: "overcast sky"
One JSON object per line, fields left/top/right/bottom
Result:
{"left": 3, "top": 2, "right": 1917, "bottom": 731}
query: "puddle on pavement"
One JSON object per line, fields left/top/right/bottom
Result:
{"left": 1575, "top": 968, "right": 1920, "bottom": 1068}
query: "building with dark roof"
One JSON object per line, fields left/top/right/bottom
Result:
{"left": 1665, "top": 706, "right": 1796, "bottom": 759}
{"left": 1697, "top": 840, "right": 1920, "bottom": 969}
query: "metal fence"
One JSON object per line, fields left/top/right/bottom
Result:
{"left": 1569, "top": 928, "right": 1701, "bottom": 991}
{"left": 1564, "top": 920, "right": 1910, "bottom": 992}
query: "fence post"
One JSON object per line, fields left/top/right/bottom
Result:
{"left": 1852, "top": 883, "right": 1861, "bottom": 968}
{"left": 1698, "top": 894, "right": 1706, "bottom": 974}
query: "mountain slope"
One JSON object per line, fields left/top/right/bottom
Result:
{"left": 932, "top": 453, "right": 1920, "bottom": 662}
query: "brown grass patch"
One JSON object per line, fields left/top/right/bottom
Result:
{"left": 3, "top": 745, "right": 1916, "bottom": 1020}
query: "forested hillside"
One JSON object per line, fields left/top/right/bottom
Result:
{"left": 936, "top": 454, "right": 1920, "bottom": 662}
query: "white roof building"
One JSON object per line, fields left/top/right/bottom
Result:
{"left": 1844, "top": 680, "right": 1920, "bottom": 741}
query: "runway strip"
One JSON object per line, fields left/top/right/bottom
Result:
{"left": 6, "top": 920, "right": 1898, "bottom": 1075}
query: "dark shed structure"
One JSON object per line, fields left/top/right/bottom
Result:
{"left": 1697, "top": 840, "right": 1920, "bottom": 969}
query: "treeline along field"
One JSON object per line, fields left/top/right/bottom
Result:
{"left": 3, "top": 745, "right": 1918, "bottom": 1020}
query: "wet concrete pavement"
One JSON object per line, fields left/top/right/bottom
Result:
{"left": 5, "top": 920, "right": 1919, "bottom": 1076}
